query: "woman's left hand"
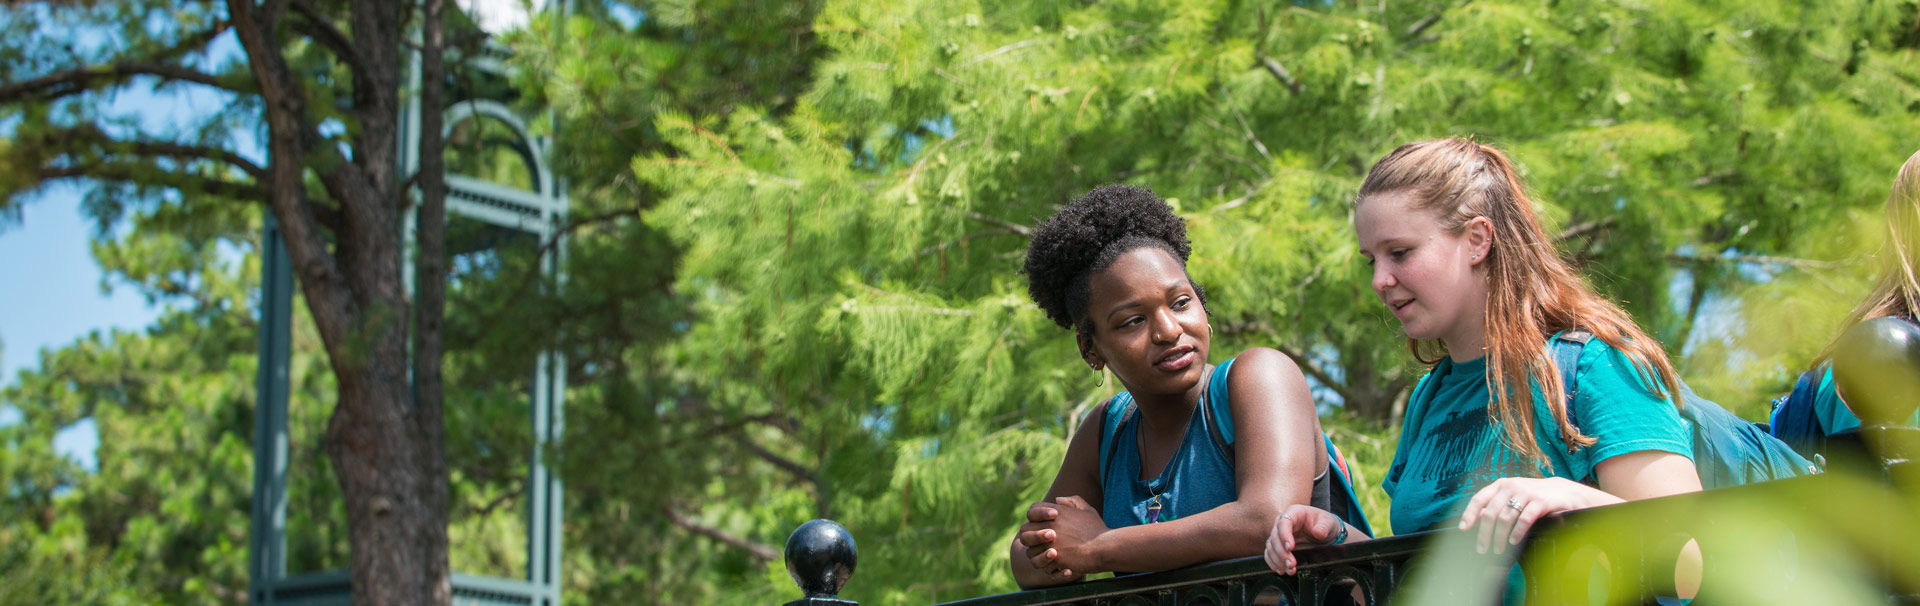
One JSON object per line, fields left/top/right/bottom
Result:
{"left": 1458, "top": 476, "right": 1622, "bottom": 554}
{"left": 1018, "top": 496, "right": 1110, "bottom": 577}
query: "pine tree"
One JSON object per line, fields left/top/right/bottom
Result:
{"left": 591, "top": 0, "right": 1919, "bottom": 602}
{"left": 0, "top": 1, "right": 481, "bottom": 603}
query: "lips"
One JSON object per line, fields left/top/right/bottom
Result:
{"left": 1154, "top": 345, "right": 1196, "bottom": 371}
{"left": 1388, "top": 297, "right": 1414, "bottom": 317}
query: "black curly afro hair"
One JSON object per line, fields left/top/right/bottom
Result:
{"left": 1023, "top": 184, "right": 1207, "bottom": 337}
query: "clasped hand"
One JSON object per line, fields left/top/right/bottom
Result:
{"left": 1457, "top": 476, "right": 1617, "bottom": 555}
{"left": 1016, "top": 496, "right": 1109, "bottom": 579}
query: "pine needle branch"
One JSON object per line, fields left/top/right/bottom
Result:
{"left": 964, "top": 210, "right": 1033, "bottom": 236}
{"left": 1664, "top": 252, "right": 1845, "bottom": 270}
{"left": 650, "top": 157, "right": 803, "bottom": 187}
{"left": 470, "top": 207, "right": 646, "bottom": 334}
{"left": 1256, "top": 54, "right": 1303, "bottom": 95}
{"left": 18, "top": 123, "right": 269, "bottom": 195}
{"left": 0, "top": 61, "right": 246, "bottom": 104}
{"left": 0, "top": 18, "right": 240, "bottom": 104}
{"left": 1403, "top": 13, "right": 1443, "bottom": 40}
{"left": 861, "top": 305, "right": 977, "bottom": 317}
{"left": 470, "top": 482, "right": 529, "bottom": 518}
{"left": 916, "top": 228, "right": 1023, "bottom": 257}
{"left": 289, "top": 0, "right": 373, "bottom": 77}
{"left": 661, "top": 503, "right": 780, "bottom": 561}
{"left": 729, "top": 429, "right": 820, "bottom": 486}
{"left": 1555, "top": 217, "right": 1615, "bottom": 242}
{"left": 1227, "top": 103, "right": 1273, "bottom": 163}
{"left": 903, "top": 134, "right": 967, "bottom": 201}
{"left": 963, "top": 39, "right": 1044, "bottom": 67}
{"left": 37, "top": 163, "right": 264, "bottom": 201}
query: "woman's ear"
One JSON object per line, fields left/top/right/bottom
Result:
{"left": 1465, "top": 216, "right": 1495, "bottom": 266}
{"left": 1077, "top": 331, "right": 1104, "bottom": 370}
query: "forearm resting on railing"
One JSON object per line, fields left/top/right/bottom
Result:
{"left": 1106, "top": 500, "right": 1281, "bottom": 574}
{"left": 1023, "top": 501, "right": 1273, "bottom": 588}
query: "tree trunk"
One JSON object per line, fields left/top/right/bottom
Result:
{"left": 227, "top": 1, "right": 450, "bottom": 604}
{"left": 414, "top": 0, "right": 454, "bottom": 603}
{"left": 328, "top": 370, "right": 434, "bottom": 606}
{"left": 1340, "top": 350, "right": 1413, "bottom": 424}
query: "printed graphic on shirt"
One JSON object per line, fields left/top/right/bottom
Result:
{"left": 1404, "top": 408, "right": 1540, "bottom": 501}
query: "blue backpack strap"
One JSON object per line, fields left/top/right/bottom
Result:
{"left": 1769, "top": 367, "right": 1827, "bottom": 458}
{"left": 1203, "top": 359, "right": 1238, "bottom": 460}
{"left": 1550, "top": 328, "right": 1592, "bottom": 415}
{"left": 1323, "top": 436, "right": 1374, "bottom": 537}
{"left": 1550, "top": 329, "right": 1596, "bottom": 483}
{"left": 1096, "top": 393, "right": 1135, "bottom": 491}
{"left": 1102, "top": 359, "right": 1234, "bottom": 490}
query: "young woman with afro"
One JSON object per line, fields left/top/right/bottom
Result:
{"left": 1011, "top": 184, "right": 1367, "bottom": 589}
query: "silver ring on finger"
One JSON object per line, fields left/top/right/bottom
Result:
{"left": 1506, "top": 498, "right": 1524, "bottom": 511}
{"left": 1280, "top": 513, "right": 1292, "bottom": 520}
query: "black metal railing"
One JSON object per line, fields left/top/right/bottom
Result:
{"left": 779, "top": 427, "right": 1920, "bottom": 606}
{"left": 930, "top": 530, "right": 1425, "bottom": 606}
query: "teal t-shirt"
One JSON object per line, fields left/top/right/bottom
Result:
{"left": 1382, "top": 337, "right": 1695, "bottom": 535}
{"left": 1814, "top": 367, "right": 1859, "bottom": 434}
{"left": 1809, "top": 366, "right": 1920, "bottom": 434}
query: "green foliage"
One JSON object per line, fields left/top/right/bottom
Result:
{"left": 4, "top": 0, "right": 1917, "bottom": 604}
{"left": 566, "top": 0, "right": 1918, "bottom": 602}
{"left": 1, "top": 247, "right": 281, "bottom": 601}
{"left": 0, "top": 513, "right": 142, "bottom": 606}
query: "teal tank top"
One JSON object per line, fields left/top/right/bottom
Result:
{"left": 1096, "top": 358, "right": 1349, "bottom": 533}
{"left": 1098, "top": 387, "right": 1241, "bottom": 528}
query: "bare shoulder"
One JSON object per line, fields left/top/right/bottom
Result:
{"left": 1226, "top": 347, "right": 1306, "bottom": 385}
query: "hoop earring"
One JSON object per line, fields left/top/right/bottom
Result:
{"left": 1092, "top": 364, "right": 1107, "bottom": 388}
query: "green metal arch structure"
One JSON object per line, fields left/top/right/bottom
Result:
{"left": 248, "top": 27, "right": 568, "bottom": 606}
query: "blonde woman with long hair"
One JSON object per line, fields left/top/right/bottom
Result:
{"left": 1263, "top": 139, "right": 1704, "bottom": 579}
{"left": 1772, "top": 149, "right": 1920, "bottom": 449}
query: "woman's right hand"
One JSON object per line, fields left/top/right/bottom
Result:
{"left": 1264, "top": 504, "right": 1347, "bottom": 575}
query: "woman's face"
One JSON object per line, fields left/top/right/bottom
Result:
{"left": 1080, "top": 246, "right": 1211, "bottom": 399}
{"left": 1354, "top": 190, "right": 1490, "bottom": 353}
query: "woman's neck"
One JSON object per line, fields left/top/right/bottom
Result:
{"left": 1444, "top": 288, "right": 1491, "bottom": 363}
{"left": 1444, "top": 332, "right": 1487, "bottom": 363}
{"left": 1127, "top": 364, "right": 1210, "bottom": 439}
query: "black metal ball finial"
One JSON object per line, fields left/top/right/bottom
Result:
{"left": 1832, "top": 316, "right": 1920, "bottom": 427}
{"left": 785, "top": 519, "right": 857, "bottom": 599}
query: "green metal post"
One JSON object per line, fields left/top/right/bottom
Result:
{"left": 248, "top": 215, "right": 294, "bottom": 605}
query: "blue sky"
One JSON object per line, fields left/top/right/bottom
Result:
{"left": 0, "top": 0, "right": 551, "bottom": 475}
{"left": 0, "top": 18, "right": 248, "bottom": 470}
{"left": 0, "top": 184, "right": 158, "bottom": 470}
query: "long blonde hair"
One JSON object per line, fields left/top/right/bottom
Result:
{"left": 1356, "top": 138, "right": 1683, "bottom": 465}
{"left": 1815, "top": 149, "right": 1920, "bottom": 366}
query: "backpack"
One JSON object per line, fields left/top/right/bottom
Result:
{"left": 1094, "top": 358, "right": 1373, "bottom": 537}
{"left": 1767, "top": 367, "right": 1828, "bottom": 459}
{"left": 1767, "top": 315, "right": 1920, "bottom": 460}
{"left": 1550, "top": 329, "right": 1821, "bottom": 489}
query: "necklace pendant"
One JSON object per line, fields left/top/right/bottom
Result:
{"left": 1146, "top": 496, "right": 1163, "bottom": 524}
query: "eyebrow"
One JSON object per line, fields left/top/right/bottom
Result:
{"left": 1103, "top": 279, "right": 1191, "bottom": 321}
{"left": 1360, "top": 235, "right": 1412, "bottom": 254}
